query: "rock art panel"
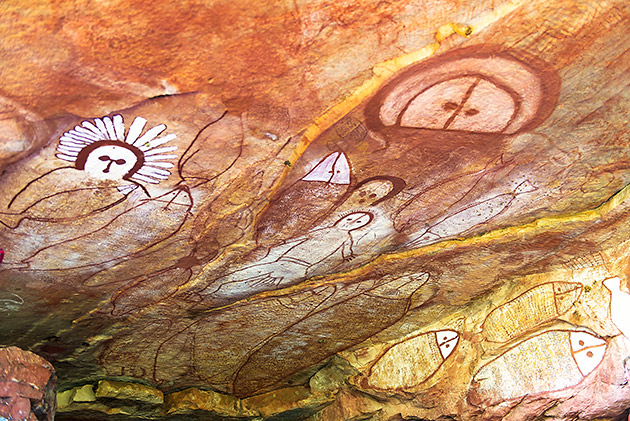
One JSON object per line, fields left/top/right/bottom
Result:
{"left": 2, "top": 113, "right": 177, "bottom": 231}
{"left": 481, "top": 282, "right": 583, "bottom": 343}
{"left": 405, "top": 179, "right": 537, "bottom": 248}
{"left": 2, "top": 4, "right": 630, "bottom": 420}
{"left": 231, "top": 272, "right": 433, "bottom": 397}
{"left": 278, "top": 44, "right": 563, "bottom": 266}
{"left": 361, "top": 45, "right": 561, "bottom": 245}
{"left": 17, "top": 188, "right": 192, "bottom": 271}
{"left": 97, "top": 271, "right": 435, "bottom": 395}
{"left": 255, "top": 151, "right": 352, "bottom": 244}
{"left": 203, "top": 211, "right": 380, "bottom": 303}
{"left": 358, "top": 330, "right": 459, "bottom": 391}
{"left": 0, "top": 90, "right": 295, "bottom": 327}
{"left": 468, "top": 330, "right": 607, "bottom": 406}
{"left": 189, "top": 45, "right": 573, "bottom": 329}
{"left": 604, "top": 277, "right": 630, "bottom": 340}
{"left": 0, "top": 104, "right": 192, "bottom": 269}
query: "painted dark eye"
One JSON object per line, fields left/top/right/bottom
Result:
{"left": 99, "top": 155, "right": 110, "bottom": 161}
{"left": 114, "top": 159, "right": 126, "bottom": 165}
{"left": 442, "top": 101, "right": 459, "bottom": 111}
{"left": 465, "top": 108, "right": 479, "bottom": 116}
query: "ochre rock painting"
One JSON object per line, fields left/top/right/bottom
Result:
{"left": 468, "top": 330, "right": 607, "bottom": 406}
{"left": 181, "top": 44, "right": 565, "bottom": 312}
{"left": 230, "top": 272, "right": 433, "bottom": 397}
{"left": 1, "top": 1, "right": 630, "bottom": 420}
{"left": 360, "top": 46, "right": 559, "bottom": 243}
{"left": 480, "top": 282, "right": 583, "bottom": 343}
{"left": 255, "top": 151, "right": 353, "bottom": 243}
{"left": 357, "top": 329, "right": 459, "bottom": 391}
{"left": 98, "top": 271, "right": 434, "bottom": 398}
{"left": 207, "top": 211, "right": 377, "bottom": 301}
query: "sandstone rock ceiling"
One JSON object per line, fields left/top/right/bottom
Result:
{"left": 1, "top": 0, "right": 630, "bottom": 419}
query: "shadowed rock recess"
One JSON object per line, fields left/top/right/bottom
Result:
{"left": 1, "top": 0, "right": 630, "bottom": 419}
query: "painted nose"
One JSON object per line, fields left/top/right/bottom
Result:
{"left": 98, "top": 155, "right": 126, "bottom": 173}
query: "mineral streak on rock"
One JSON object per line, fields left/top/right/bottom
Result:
{"left": 163, "top": 387, "right": 253, "bottom": 418}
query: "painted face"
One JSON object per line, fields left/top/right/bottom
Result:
{"left": 301, "top": 152, "right": 351, "bottom": 184}
{"left": 369, "top": 47, "right": 560, "bottom": 136}
{"left": 399, "top": 76, "right": 517, "bottom": 133}
{"left": 352, "top": 181, "right": 393, "bottom": 205}
{"left": 57, "top": 115, "right": 177, "bottom": 185}
{"left": 83, "top": 144, "right": 139, "bottom": 180}
{"left": 569, "top": 331, "right": 607, "bottom": 377}
{"left": 436, "top": 330, "right": 459, "bottom": 360}
{"left": 335, "top": 212, "right": 372, "bottom": 230}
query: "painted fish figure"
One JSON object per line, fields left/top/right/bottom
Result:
{"left": 469, "top": 330, "right": 607, "bottom": 405}
{"left": 360, "top": 330, "right": 459, "bottom": 390}
{"left": 481, "top": 282, "right": 582, "bottom": 343}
